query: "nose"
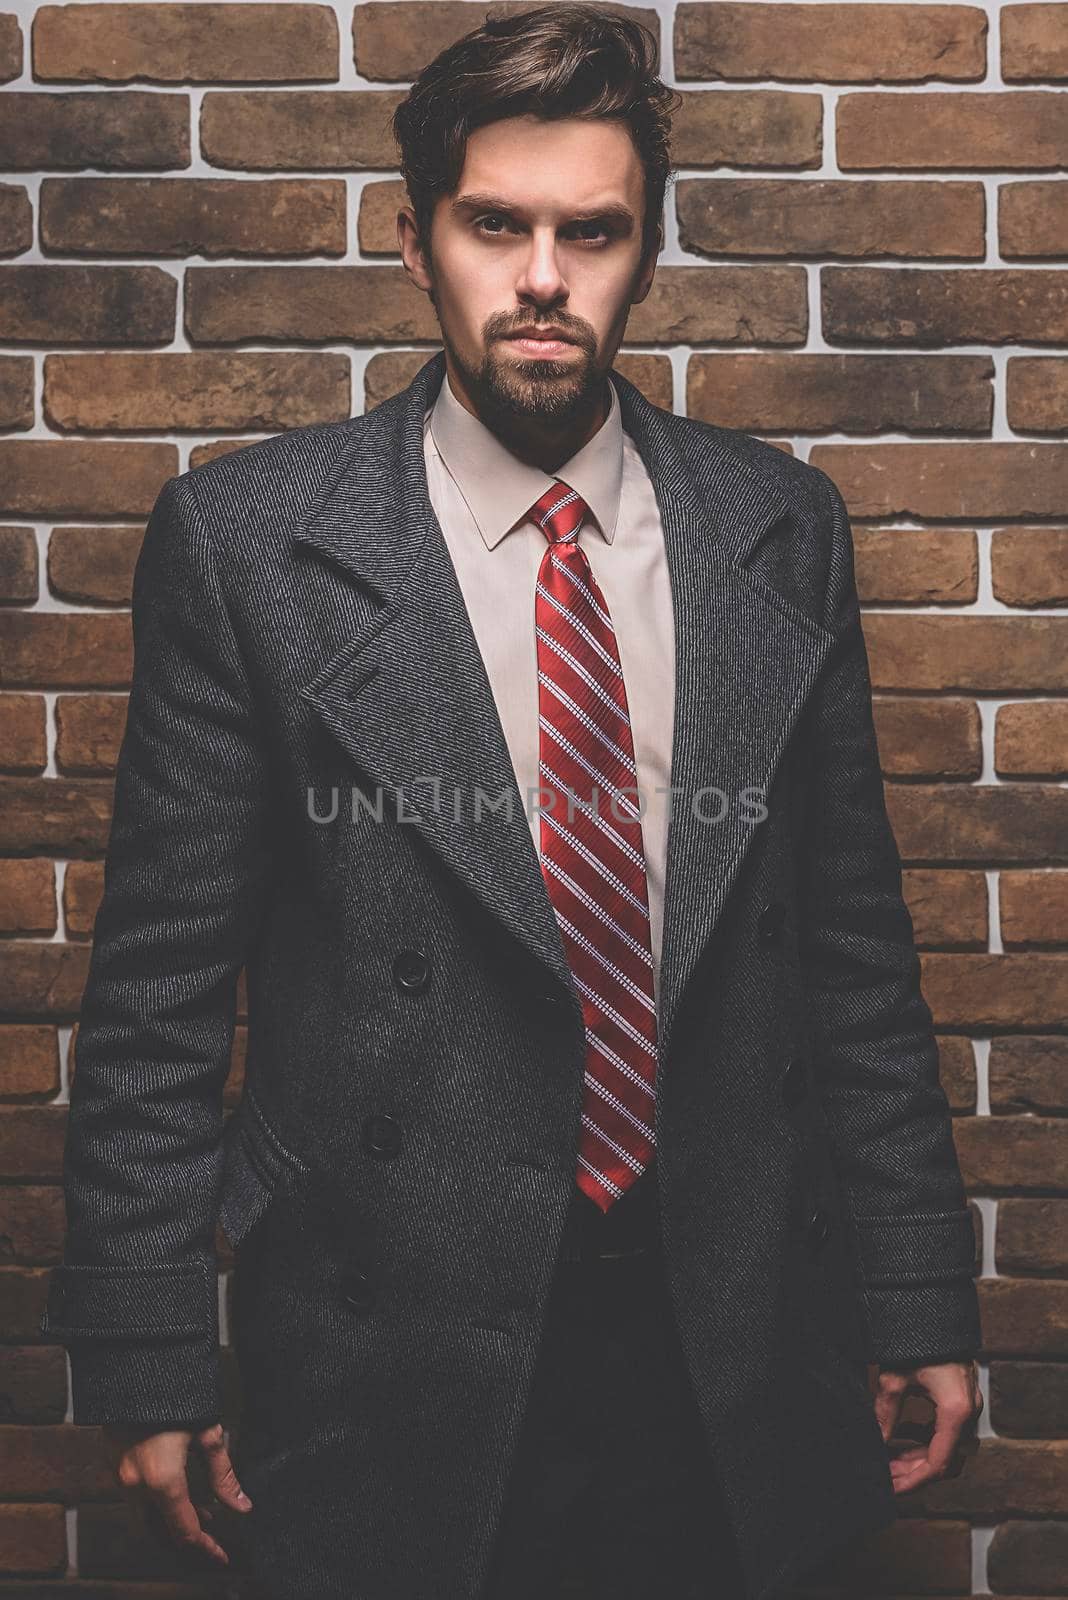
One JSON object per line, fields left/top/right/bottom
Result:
{"left": 514, "top": 226, "right": 569, "bottom": 307}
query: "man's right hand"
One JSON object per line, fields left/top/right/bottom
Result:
{"left": 103, "top": 1419, "right": 253, "bottom": 1566}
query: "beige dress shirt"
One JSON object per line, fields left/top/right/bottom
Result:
{"left": 422, "top": 370, "right": 676, "bottom": 1010}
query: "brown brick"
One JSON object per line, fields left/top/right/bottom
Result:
{"left": 55, "top": 695, "right": 128, "bottom": 776}
{"left": 2, "top": 613, "right": 132, "bottom": 690}
{"left": 1003, "top": 2, "right": 1068, "bottom": 81}
{"left": 0, "top": 862, "right": 56, "bottom": 938}
{"left": 185, "top": 263, "right": 808, "bottom": 347}
{"left": 1007, "top": 358, "right": 1068, "bottom": 436}
{"left": 955, "top": 1116, "right": 1068, "bottom": 1193}
{"left": 33, "top": 3, "right": 339, "bottom": 84}
{"left": 989, "top": 1036, "right": 1068, "bottom": 1116}
{"left": 991, "top": 524, "right": 1068, "bottom": 606}
{"left": 811, "top": 442, "right": 1068, "bottom": 518}
{"left": 678, "top": 178, "right": 985, "bottom": 260}
{"left": 0, "top": 527, "right": 38, "bottom": 602}
{"left": 0, "top": 947, "right": 91, "bottom": 1027}
{"left": 902, "top": 868, "right": 987, "bottom": 949}
{"left": 361, "top": 348, "right": 674, "bottom": 413}
{"left": 0, "top": 783, "right": 113, "bottom": 856}
{"left": 937, "top": 1035, "right": 978, "bottom": 1112}
{"left": 1001, "top": 180, "right": 1068, "bottom": 257}
{"left": 988, "top": 1522, "right": 1068, "bottom": 1592}
{"left": 990, "top": 1361, "right": 1068, "bottom": 1438}
{"left": 921, "top": 954, "right": 1068, "bottom": 1030}
{"left": 0, "top": 442, "right": 176, "bottom": 518}
{"left": 0, "top": 1501, "right": 65, "bottom": 1574}
{"left": 996, "top": 702, "right": 1068, "bottom": 779}
{"left": 0, "top": 696, "right": 46, "bottom": 775}
{"left": 0, "top": 359, "right": 32, "bottom": 430}
{"left": 201, "top": 89, "right": 401, "bottom": 170}
{"left": 0, "top": 14, "right": 22, "bottom": 81}
{"left": 865, "top": 615, "right": 1068, "bottom": 692}
{"left": 353, "top": 2, "right": 659, "bottom": 82}
{"left": 688, "top": 353, "right": 990, "bottom": 435}
{"left": 675, "top": 2, "right": 986, "bottom": 83}
{"left": 0, "top": 1424, "right": 116, "bottom": 1498}
{"left": 0, "top": 91, "right": 189, "bottom": 171}
{"left": 0, "top": 1347, "right": 67, "bottom": 1424}
{"left": 802, "top": 1518, "right": 971, "bottom": 1593}
{"left": 873, "top": 698, "right": 982, "bottom": 779}
{"left": 48, "top": 526, "right": 141, "bottom": 607}
{"left": 44, "top": 352, "right": 351, "bottom": 433}
{"left": 839, "top": 90, "right": 1068, "bottom": 167}
{"left": 824, "top": 265, "right": 1068, "bottom": 345}
{"left": 358, "top": 178, "right": 411, "bottom": 255}
{"left": 189, "top": 438, "right": 263, "bottom": 468}
{"left": 0, "top": 187, "right": 31, "bottom": 257}
{"left": 0, "top": 266, "right": 175, "bottom": 346}
{"left": 0, "top": 1027, "right": 60, "bottom": 1101}
{"left": 669, "top": 89, "right": 822, "bottom": 169}
{"left": 1001, "top": 871, "right": 1068, "bottom": 949}
{"left": 858, "top": 527, "right": 979, "bottom": 604}
{"left": 40, "top": 176, "right": 346, "bottom": 258}
{"left": 907, "top": 1434, "right": 1068, "bottom": 1516}
{"left": 889, "top": 786, "right": 1068, "bottom": 865}
{"left": 0, "top": 1186, "right": 65, "bottom": 1265}
{"left": 63, "top": 860, "right": 104, "bottom": 938}
{"left": 998, "top": 1199, "right": 1068, "bottom": 1275}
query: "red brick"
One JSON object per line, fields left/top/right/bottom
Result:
{"left": 0, "top": 186, "right": 32, "bottom": 256}
{"left": 0, "top": 91, "right": 189, "bottom": 170}
{"left": 989, "top": 1036, "right": 1068, "bottom": 1117}
{"left": 811, "top": 442, "right": 1068, "bottom": 519}
{"left": 839, "top": 90, "right": 1068, "bottom": 167}
{"left": 0, "top": 442, "right": 176, "bottom": 518}
{"left": 1002, "top": 3, "right": 1068, "bottom": 81}
{"left": 0, "top": 696, "right": 46, "bottom": 775}
{"left": 996, "top": 702, "right": 1068, "bottom": 779}
{"left": 0, "top": 266, "right": 175, "bottom": 345}
{"left": 991, "top": 524, "right": 1068, "bottom": 606}
{"left": 0, "top": 527, "right": 38, "bottom": 603}
{"left": 0, "top": 1027, "right": 60, "bottom": 1100}
{"left": 0, "top": 862, "right": 56, "bottom": 938}
{"left": 200, "top": 89, "right": 401, "bottom": 170}
{"left": 902, "top": 868, "right": 987, "bottom": 949}
{"left": 856, "top": 527, "right": 979, "bottom": 604}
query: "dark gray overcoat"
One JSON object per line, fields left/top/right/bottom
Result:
{"left": 42, "top": 348, "right": 981, "bottom": 1600}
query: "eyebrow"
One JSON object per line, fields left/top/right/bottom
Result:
{"left": 450, "top": 193, "right": 637, "bottom": 228}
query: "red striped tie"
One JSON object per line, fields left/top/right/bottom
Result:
{"left": 530, "top": 478, "right": 658, "bottom": 1213}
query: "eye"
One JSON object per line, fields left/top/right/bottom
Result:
{"left": 571, "top": 220, "right": 610, "bottom": 245}
{"left": 473, "top": 213, "right": 514, "bottom": 237}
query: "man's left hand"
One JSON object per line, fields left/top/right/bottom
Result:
{"left": 874, "top": 1361, "right": 983, "bottom": 1494}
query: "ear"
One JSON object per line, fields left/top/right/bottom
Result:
{"left": 398, "top": 204, "right": 434, "bottom": 293}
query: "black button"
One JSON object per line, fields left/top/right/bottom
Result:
{"left": 340, "top": 1267, "right": 375, "bottom": 1311}
{"left": 363, "top": 1112, "right": 402, "bottom": 1157}
{"left": 806, "top": 1206, "right": 830, "bottom": 1254}
{"left": 393, "top": 948, "right": 431, "bottom": 992}
{"left": 756, "top": 901, "right": 786, "bottom": 947}
{"left": 781, "top": 1056, "right": 808, "bottom": 1110}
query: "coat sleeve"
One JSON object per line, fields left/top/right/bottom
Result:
{"left": 798, "top": 467, "right": 982, "bottom": 1370}
{"left": 40, "top": 470, "right": 271, "bottom": 1425}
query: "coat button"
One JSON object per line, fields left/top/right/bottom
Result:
{"left": 340, "top": 1267, "right": 375, "bottom": 1311}
{"left": 393, "top": 947, "right": 431, "bottom": 992}
{"left": 806, "top": 1206, "right": 830, "bottom": 1254}
{"left": 781, "top": 1056, "right": 808, "bottom": 1110}
{"left": 363, "top": 1112, "right": 402, "bottom": 1157}
{"left": 756, "top": 901, "right": 786, "bottom": 947}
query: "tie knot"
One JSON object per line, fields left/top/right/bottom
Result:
{"left": 528, "top": 479, "right": 590, "bottom": 547}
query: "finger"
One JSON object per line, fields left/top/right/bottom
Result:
{"left": 149, "top": 1480, "right": 230, "bottom": 1566}
{"left": 873, "top": 1372, "right": 909, "bottom": 1445}
{"left": 198, "top": 1423, "right": 253, "bottom": 1512}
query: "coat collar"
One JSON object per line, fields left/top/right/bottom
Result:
{"left": 292, "top": 349, "right": 835, "bottom": 1072}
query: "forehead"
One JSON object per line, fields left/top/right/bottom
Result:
{"left": 456, "top": 115, "right": 644, "bottom": 207}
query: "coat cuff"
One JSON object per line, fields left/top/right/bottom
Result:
{"left": 860, "top": 1279, "right": 983, "bottom": 1368}
{"left": 852, "top": 1209, "right": 978, "bottom": 1285}
{"left": 40, "top": 1260, "right": 222, "bottom": 1426}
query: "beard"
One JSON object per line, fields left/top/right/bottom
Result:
{"left": 447, "top": 329, "right": 607, "bottom": 433}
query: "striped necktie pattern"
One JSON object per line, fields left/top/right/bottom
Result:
{"left": 529, "top": 477, "right": 659, "bottom": 1212}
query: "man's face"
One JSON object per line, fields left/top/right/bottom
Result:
{"left": 398, "top": 114, "right": 657, "bottom": 435}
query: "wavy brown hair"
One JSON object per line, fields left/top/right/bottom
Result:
{"left": 391, "top": 3, "right": 681, "bottom": 269}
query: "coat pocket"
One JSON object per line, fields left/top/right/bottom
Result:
{"left": 218, "top": 1089, "right": 310, "bottom": 1253}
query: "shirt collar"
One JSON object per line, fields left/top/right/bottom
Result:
{"left": 425, "top": 363, "right": 623, "bottom": 548}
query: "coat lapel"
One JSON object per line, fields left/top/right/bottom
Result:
{"left": 292, "top": 349, "right": 836, "bottom": 1070}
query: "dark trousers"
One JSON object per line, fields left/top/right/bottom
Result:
{"left": 480, "top": 1234, "right": 749, "bottom": 1599}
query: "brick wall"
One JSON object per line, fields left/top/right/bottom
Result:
{"left": 1, "top": 1, "right": 1066, "bottom": 1593}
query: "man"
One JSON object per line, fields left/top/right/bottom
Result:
{"left": 42, "top": 6, "right": 983, "bottom": 1599}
